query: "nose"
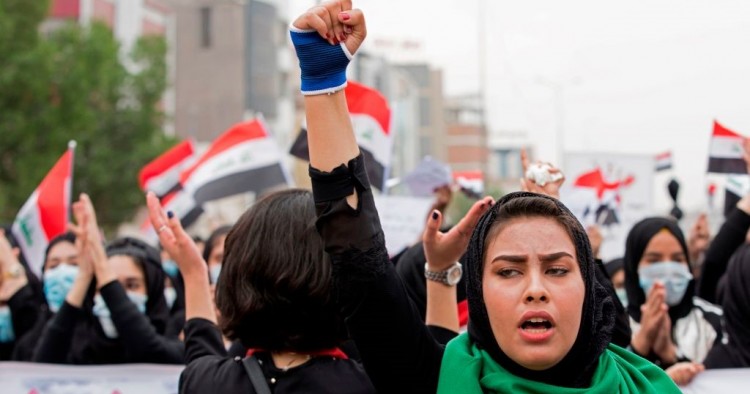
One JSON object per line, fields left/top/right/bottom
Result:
{"left": 523, "top": 271, "right": 549, "bottom": 303}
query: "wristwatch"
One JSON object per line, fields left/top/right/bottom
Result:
{"left": 3, "top": 264, "right": 24, "bottom": 279}
{"left": 424, "top": 262, "right": 463, "bottom": 286}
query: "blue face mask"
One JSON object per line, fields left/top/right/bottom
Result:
{"left": 639, "top": 261, "right": 693, "bottom": 306}
{"left": 615, "top": 288, "right": 628, "bottom": 308}
{"left": 43, "top": 264, "right": 80, "bottom": 312}
{"left": 162, "top": 259, "right": 179, "bottom": 278}
{"left": 209, "top": 264, "right": 222, "bottom": 285}
{"left": 93, "top": 292, "right": 148, "bottom": 338}
{"left": 0, "top": 306, "right": 15, "bottom": 343}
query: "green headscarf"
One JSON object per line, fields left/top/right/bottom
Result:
{"left": 438, "top": 333, "right": 680, "bottom": 393}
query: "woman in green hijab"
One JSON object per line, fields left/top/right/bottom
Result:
{"left": 291, "top": 1, "right": 680, "bottom": 392}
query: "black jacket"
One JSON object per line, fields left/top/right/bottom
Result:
{"left": 32, "top": 281, "right": 183, "bottom": 364}
{"left": 179, "top": 318, "right": 375, "bottom": 393}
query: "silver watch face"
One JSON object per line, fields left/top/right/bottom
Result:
{"left": 446, "top": 263, "right": 463, "bottom": 286}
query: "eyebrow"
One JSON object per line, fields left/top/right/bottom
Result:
{"left": 490, "top": 252, "right": 574, "bottom": 265}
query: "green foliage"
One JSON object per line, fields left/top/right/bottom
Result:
{"left": 0, "top": 3, "right": 175, "bottom": 233}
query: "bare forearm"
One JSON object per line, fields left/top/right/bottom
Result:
{"left": 304, "top": 92, "right": 360, "bottom": 208}
{"left": 65, "top": 273, "right": 93, "bottom": 308}
{"left": 425, "top": 281, "right": 459, "bottom": 333}
{"left": 183, "top": 273, "right": 217, "bottom": 324}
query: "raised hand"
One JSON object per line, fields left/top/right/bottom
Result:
{"left": 146, "top": 192, "right": 206, "bottom": 278}
{"left": 63, "top": 193, "right": 102, "bottom": 307}
{"left": 423, "top": 196, "right": 494, "bottom": 272}
{"left": 146, "top": 192, "right": 215, "bottom": 322}
{"left": 292, "top": 0, "right": 365, "bottom": 57}
{"left": 631, "top": 282, "right": 668, "bottom": 356}
{"left": 520, "top": 148, "right": 565, "bottom": 199}
{"left": 687, "top": 213, "right": 710, "bottom": 264}
{"left": 586, "top": 225, "right": 603, "bottom": 259}
{"left": 653, "top": 312, "right": 678, "bottom": 364}
{"left": 0, "top": 229, "right": 27, "bottom": 301}
{"left": 0, "top": 229, "right": 20, "bottom": 275}
{"left": 69, "top": 193, "right": 112, "bottom": 287}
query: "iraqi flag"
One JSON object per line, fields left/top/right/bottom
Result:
{"left": 138, "top": 140, "right": 197, "bottom": 198}
{"left": 140, "top": 190, "right": 204, "bottom": 245}
{"left": 724, "top": 175, "right": 750, "bottom": 217}
{"left": 654, "top": 151, "right": 673, "bottom": 172}
{"left": 453, "top": 170, "right": 484, "bottom": 199}
{"left": 180, "top": 119, "right": 292, "bottom": 204}
{"left": 708, "top": 120, "right": 746, "bottom": 174}
{"left": 11, "top": 142, "right": 75, "bottom": 276}
{"left": 289, "top": 81, "right": 392, "bottom": 190}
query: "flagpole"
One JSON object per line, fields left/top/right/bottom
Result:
{"left": 67, "top": 140, "right": 77, "bottom": 225}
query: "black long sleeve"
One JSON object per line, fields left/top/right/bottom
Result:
{"left": 32, "top": 301, "right": 84, "bottom": 363}
{"left": 100, "top": 281, "right": 184, "bottom": 364}
{"left": 7, "top": 284, "right": 42, "bottom": 344}
{"left": 698, "top": 208, "right": 750, "bottom": 303}
{"left": 183, "top": 318, "right": 228, "bottom": 364}
{"left": 311, "top": 154, "right": 444, "bottom": 394}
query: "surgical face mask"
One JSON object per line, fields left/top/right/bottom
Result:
{"left": 615, "top": 288, "right": 629, "bottom": 308}
{"left": 0, "top": 306, "right": 15, "bottom": 343}
{"left": 93, "top": 292, "right": 148, "bottom": 339}
{"left": 162, "top": 259, "right": 179, "bottom": 278}
{"left": 639, "top": 261, "right": 693, "bottom": 306}
{"left": 209, "top": 264, "right": 222, "bottom": 285}
{"left": 43, "top": 264, "right": 80, "bottom": 313}
{"left": 164, "top": 287, "right": 177, "bottom": 309}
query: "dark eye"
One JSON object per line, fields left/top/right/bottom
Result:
{"left": 547, "top": 267, "right": 569, "bottom": 276}
{"left": 499, "top": 269, "right": 521, "bottom": 278}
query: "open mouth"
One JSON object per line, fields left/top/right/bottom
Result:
{"left": 520, "top": 318, "right": 553, "bottom": 333}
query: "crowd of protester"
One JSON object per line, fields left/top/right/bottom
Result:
{"left": 1, "top": 1, "right": 749, "bottom": 392}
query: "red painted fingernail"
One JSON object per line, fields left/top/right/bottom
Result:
{"left": 340, "top": 12, "right": 350, "bottom": 21}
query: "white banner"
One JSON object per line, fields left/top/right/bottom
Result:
{"left": 561, "top": 152, "right": 655, "bottom": 262}
{"left": 681, "top": 368, "right": 750, "bottom": 393}
{"left": 374, "top": 195, "right": 434, "bottom": 257}
{"left": 0, "top": 362, "right": 183, "bottom": 394}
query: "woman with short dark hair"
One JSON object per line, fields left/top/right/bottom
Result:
{"left": 148, "top": 189, "right": 374, "bottom": 393}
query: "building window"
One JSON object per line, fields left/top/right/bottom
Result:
{"left": 200, "top": 7, "right": 211, "bottom": 48}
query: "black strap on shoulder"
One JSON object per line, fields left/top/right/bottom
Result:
{"left": 242, "top": 355, "right": 273, "bottom": 394}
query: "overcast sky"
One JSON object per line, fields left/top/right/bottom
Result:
{"left": 288, "top": 0, "right": 750, "bottom": 214}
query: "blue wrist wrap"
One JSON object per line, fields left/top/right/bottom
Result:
{"left": 290, "top": 27, "right": 352, "bottom": 95}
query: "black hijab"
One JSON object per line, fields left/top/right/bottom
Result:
{"left": 465, "top": 192, "right": 615, "bottom": 388}
{"left": 705, "top": 244, "right": 750, "bottom": 368}
{"left": 623, "top": 217, "right": 694, "bottom": 323}
{"left": 67, "top": 237, "right": 169, "bottom": 364}
{"left": 105, "top": 236, "right": 169, "bottom": 334}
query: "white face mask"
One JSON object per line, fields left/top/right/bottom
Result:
{"left": 209, "top": 264, "right": 222, "bottom": 285}
{"left": 164, "top": 287, "right": 177, "bottom": 309}
{"left": 639, "top": 261, "right": 693, "bottom": 306}
{"left": 615, "top": 288, "right": 628, "bottom": 308}
{"left": 43, "top": 264, "right": 80, "bottom": 313}
{"left": 92, "top": 292, "right": 148, "bottom": 339}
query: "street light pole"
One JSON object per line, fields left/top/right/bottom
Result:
{"left": 535, "top": 76, "right": 579, "bottom": 167}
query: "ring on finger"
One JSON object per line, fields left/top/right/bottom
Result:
{"left": 157, "top": 225, "right": 168, "bottom": 233}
